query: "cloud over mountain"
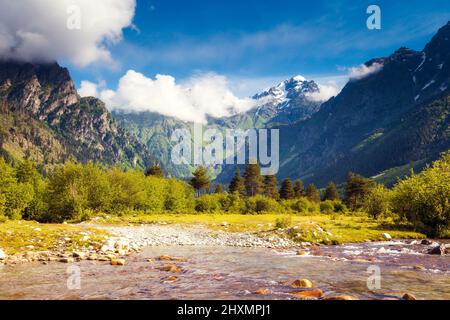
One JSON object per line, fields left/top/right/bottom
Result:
{"left": 80, "top": 71, "right": 256, "bottom": 123}
{"left": 0, "top": 0, "right": 136, "bottom": 66}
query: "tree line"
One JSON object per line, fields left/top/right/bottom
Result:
{"left": 0, "top": 152, "right": 449, "bottom": 237}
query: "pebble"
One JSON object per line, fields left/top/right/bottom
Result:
{"left": 254, "top": 288, "right": 271, "bottom": 295}
{"left": 291, "top": 289, "right": 324, "bottom": 299}
{"left": 160, "top": 265, "right": 182, "bottom": 273}
{"left": 382, "top": 233, "right": 392, "bottom": 240}
{"left": 290, "top": 279, "right": 313, "bottom": 289}
{"left": 110, "top": 259, "right": 126, "bottom": 266}
{"left": 402, "top": 293, "right": 417, "bottom": 300}
{"left": 164, "top": 276, "right": 178, "bottom": 282}
{"left": 323, "top": 295, "right": 358, "bottom": 300}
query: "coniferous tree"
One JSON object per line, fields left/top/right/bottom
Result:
{"left": 279, "top": 178, "right": 295, "bottom": 200}
{"left": 323, "top": 182, "right": 340, "bottom": 201}
{"left": 214, "top": 184, "right": 225, "bottom": 194}
{"left": 229, "top": 168, "right": 246, "bottom": 197}
{"left": 263, "top": 175, "right": 279, "bottom": 200}
{"left": 306, "top": 184, "right": 321, "bottom": 203}
{"left": 345, "top": 172, "right": 375, "bottom": 211}
{"left": 190, "top": 166, "right": 211, "bottom": 196}
{"left": 243, "top": 163, "right": 264, "bottom": 197}
{"left": 145, "top": 165, "right": 164, "bottom": 178}
{"left": 294, "top": 180, "right": 305, "bottom": 198}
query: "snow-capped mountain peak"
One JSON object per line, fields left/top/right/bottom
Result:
{"left": 249, "top": 76, "right": 324, "bottom": 122}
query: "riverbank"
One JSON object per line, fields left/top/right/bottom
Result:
{"left": 0, "top": 214, "right": 428, "bottom": 266}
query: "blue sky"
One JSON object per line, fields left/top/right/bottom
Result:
{"left": 70, "top": 0, "right": 450, "bottom": 97}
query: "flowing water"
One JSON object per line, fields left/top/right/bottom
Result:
{"left": 0, "top": 241, "right": 449, "bottom": 300}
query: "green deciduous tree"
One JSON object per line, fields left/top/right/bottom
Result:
{"left": 391, "top": 152, "right": 450, "bottom": 237}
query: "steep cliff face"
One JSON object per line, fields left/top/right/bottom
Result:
{"left": 0, "top": 61, "right": 153, "bottom": 169}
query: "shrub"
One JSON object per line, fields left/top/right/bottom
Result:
{"left": 246, "top": 195, "right": 281, "bottom": 214}
{"left": 0, "top": 158, "right": 34, "bottom": 220}
{"left": 364, "top": 184, "right": 392, "bottom": 219}
{"left": 331, "top": 200, "right": 348, "bottom": 213}
{"left": 320, "top": 201, "right": 335, "bottom": 214}
{"left": 164, "top": 179, "right": 195, "bottom": 212}
{"left": 287, "top": 197, "right": 319, "bottom": 214}
{"left": 195, "top": 194, "right": 225, "bottom": 213}
{"left": 222, "top": 192, "right": 246, "bottom": 213}
{"left": 391, "top": 152, "right": 450, "bottom": 237}
{"left": 275, "top": 216, "right": 292, "bottom": 229}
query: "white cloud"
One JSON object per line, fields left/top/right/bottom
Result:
{"left": 348, "top": 62, "right": 384, "bottom": 80}
{"left": 0, "top": 0, "right": 136, "bottom": 66}
{"left": 305, "top": 83, "right": 340, "bottom": 102}
{"left": 82, "top": 71, "right": 256, "bottom": 123}
{"left": 78, "top": 80, "right": 99, "bottom": 97}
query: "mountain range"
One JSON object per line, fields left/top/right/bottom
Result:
{"left": 1, "top": 22, "right": 449, "bottom": 187}
{"left": 0, "top": 61, "right": 154, "bottom": 170}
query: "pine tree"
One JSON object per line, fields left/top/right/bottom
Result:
{"left": 263, "top": 175, "right": 279, "bottom": 200}
{"left": 190, "top": 166, "right": 211, "bottom": 196}
{"left": 229, "top": 168, "right": 246, "bottom": 197}
{"left": 145, "top": 165, "right": 164, "bottom": 178}
{"left": 294, "top": 180, "right": 305, "bottom": 198}
{"left": 243, "top": 163, "right": 264, "bottom": 197}
{"left": 345, "top": 172, "right": 375, "bottom": 211}
{"left": 306, "top": 184, "right": 321, "bottom": 203}
{"left": 214, "top": 184, "right": 225, "bottom": 194}
{"left": 279, "top": 178, "right": 295, "bottom": 200}
{"left": 323, "top": 182, "right": 340, "bottom": 201}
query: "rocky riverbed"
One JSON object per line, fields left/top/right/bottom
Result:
{"left": 0, "top": 224, "right": 298, "bottom": 266}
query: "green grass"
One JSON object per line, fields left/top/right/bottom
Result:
{"left": 0, "top": 220, "right": 108, "bottom": 255}
{"left": 91, "top": 213, "right": 425, "bottom": 244}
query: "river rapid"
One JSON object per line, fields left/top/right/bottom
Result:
{"left": 0, "top": 240, "right": 449, "bottom": 300}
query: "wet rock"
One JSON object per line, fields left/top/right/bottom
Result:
{"left": 420, "top": 239, "right": 432, "bottom": 245}
{"left": 72, "top": 251, "right": 86, "bottom": 259}
{"left": 290, "top": 279, "right": 313, "bottom": 288}
{"left": 110, "top": 259, "right": 126, "bottom": 266}
{"left": 291, "top": 289, "right": 324, "bottom": 299}
{"left": 160, "top": 265, "right": 182, "bottom": 273}
{"left": 402, "top": 293, "right": 417, "bottom": 300}
{"left": 428, "top": 244, "right": 446, "bottom": 255}
{"left": 0, "top": 249, "right": 6, "bottom": 260}
{"left": 323, "top": 295, "right": 358, "bottom": 300}
{"left": 413, "top": 265, "right": 426, "bottom": 271}
{"left": 158, "top": 255, "right": 186, "bottom": 262}
{"left": 59, "top": 257, "right": 74, "bottom": 263}
{"left": 164, "top": 276, "right": 178, "bottom": 282}
{"left": 382, "top": 233, "right": 392, "bottom": 240}
{"left": 254, "top": 288, "right": 271, "bottom": 295}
